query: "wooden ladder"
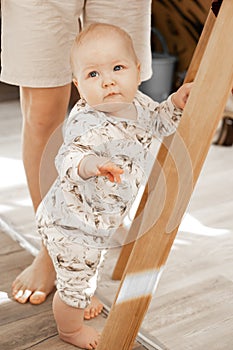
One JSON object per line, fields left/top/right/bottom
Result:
{"left": 97, "top": 1, "right": 233, "bottom": 348}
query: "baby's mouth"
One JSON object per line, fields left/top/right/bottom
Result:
{"left": 105, "top": 92, "right": 121, "bottom": 99}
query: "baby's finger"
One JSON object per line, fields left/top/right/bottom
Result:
{"left": 114, "top": 167, "right": 124, "bottom": 174}
{"left": 99, "top": 163, "right": 123, "bottom": 174}
{"left": 114, "top": 174, "right": 122, "bottom": 183}
{"left": 107, "top": 173, "right": 115, "bottom": 182}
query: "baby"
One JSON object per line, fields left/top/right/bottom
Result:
{"left": 36, "top": 22, "right": 192, "bottom": 349}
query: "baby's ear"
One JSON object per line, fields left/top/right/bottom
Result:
{"left": 137, "top": 62, "right": 141, "bottom": 85}
{"left": 73, "top": 78, "right": 78, "bottom": 89}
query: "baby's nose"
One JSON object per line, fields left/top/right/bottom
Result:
{"left": 102, "top": 75, "right": 115, "bottom": 87}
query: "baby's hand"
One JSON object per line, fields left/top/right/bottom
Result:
{"left": 78, "top": 155, "right": 124, "bottom": 183}
{"left": 97, "top": 162, "right": 124, "bottom": 183}
{"left": 171, "top": 82, "right": 193, "bottom": 110}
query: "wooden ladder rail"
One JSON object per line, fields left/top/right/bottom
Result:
{"left": 97, "top": 1, "right": 233, "bottom": 349}
{"left": 112, "top": 4, "right": 217, "bottom": 281}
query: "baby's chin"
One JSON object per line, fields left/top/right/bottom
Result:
{"left": 93, "top": 101, "right": 132, "bottom": 114}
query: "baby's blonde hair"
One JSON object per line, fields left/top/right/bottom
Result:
{"left": 71, "top": 22, "right": 139, "bottom": 78}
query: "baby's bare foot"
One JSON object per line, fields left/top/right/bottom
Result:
{"left": 12, "top": 247, "right": 56, "bottom": 304}
{"left": 84, "top": 296, "right": 103, "bottom": 320}
{"left": 59, "top": 324, "right": 100, "bottom": 349}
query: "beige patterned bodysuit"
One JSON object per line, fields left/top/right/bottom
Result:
{"left": 36, "top": 90, "right": 182, "bottom": 308}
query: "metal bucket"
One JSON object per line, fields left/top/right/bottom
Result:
{"left": 140, "top": 28, "right": 176, "bottom": 102}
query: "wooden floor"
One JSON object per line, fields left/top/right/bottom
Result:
{"left": 0, "top": 97, "right": 233, "bottom": 349}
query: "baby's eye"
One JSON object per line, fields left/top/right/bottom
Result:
{"left": 114, "top": 65, "right": 124, "bottom": 71}
{"left": 88, "top": 71, "right": 99, "bottom": 78}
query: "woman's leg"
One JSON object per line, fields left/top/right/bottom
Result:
{"left": 12, "top": 85, "right": 71, "bottom": 304}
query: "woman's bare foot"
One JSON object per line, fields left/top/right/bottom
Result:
{"left": 59, "top": 324, "right": 100, "bottom": 349}
{"left": 12, "top": 245, "right": 56, "bottom": 304}
{"left": 84, "top": 296, "right": 103, "bottom": 320}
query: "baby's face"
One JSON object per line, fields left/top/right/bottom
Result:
{"left": 73, "top": 32, "right": 140, "bottom": 114}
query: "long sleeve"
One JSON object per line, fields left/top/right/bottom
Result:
{"left": 151, "top": 94, "right": 183, "bottom": 137}
{"left": 135, "top": 90, "right": 183, "bottom": 138}
{"left": 55, "top": 107, "right": 102, "bottom": 184}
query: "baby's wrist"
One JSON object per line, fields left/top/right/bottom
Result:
{"left": 78, "top": 155, "right": 109, "bottom": 179}
{"left": 78, "top": 154, "right": 98, "bottom": 179}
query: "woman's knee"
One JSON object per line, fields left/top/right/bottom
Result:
{"left": 20, "top": 85, "right": 71, "bottom": 133}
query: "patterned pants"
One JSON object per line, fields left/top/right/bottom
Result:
{"left": 40, "top": 225, "right": 107, "bottom": 308}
